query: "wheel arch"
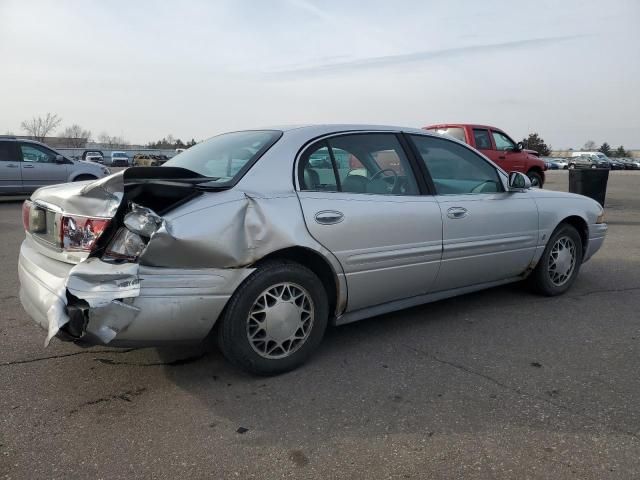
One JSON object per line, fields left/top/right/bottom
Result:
{"left": 526, "top": 166, "right": 545, "bottom": 185}
{"left": 71, "top": 173, "right": 98, "bottom": 182}
{"left": 254, "top": 246, "right": 342, "bottom": 318}
{"left": 557, "top": 215, "right": 589, "bottom": 260}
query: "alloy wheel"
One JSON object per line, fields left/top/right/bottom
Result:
{"left": 547, "top": 236, "right": 577, "bottom": 286}
{"left": 246, "top": 282, "right": 314, "bottom": 359}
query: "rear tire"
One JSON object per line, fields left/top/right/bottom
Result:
{"left": 528, "top": 223, "right": 583, "bottom": 296}
{"left": 217, "top": 261, "right": 329, "bottom": 375}
{"left": 527, "top": 170, "right": 543, "bottom": 188}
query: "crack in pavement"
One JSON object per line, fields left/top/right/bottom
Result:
{"left": 1, "top": 348, "right": 138, "bottom": 367}
{"left": 408, "top": 346, "right": 640, "bottom": 441}
{"left": 68, "top": 387, "right": 147, "bottom": 415}
{"left": 92, "top": 353, "right": 207, "bottom": 367}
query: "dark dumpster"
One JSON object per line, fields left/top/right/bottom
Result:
{"left": 568, "top": 169, "right": 609, "bottom": 206}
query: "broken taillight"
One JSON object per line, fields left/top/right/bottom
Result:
{"left": 60, "top": 215, "right": 110, "bottom": 252}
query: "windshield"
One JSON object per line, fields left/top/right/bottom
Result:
{"left": 163, "top": 130, "right": 282, "bottom": 183}
{"left": 113, "top": 153, "right": 127, "bottom": 157}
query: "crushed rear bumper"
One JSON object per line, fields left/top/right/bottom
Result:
{"left": 18, "top": 238, "right": 254, "bottom": 346}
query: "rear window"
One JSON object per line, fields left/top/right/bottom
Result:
{"left": 164, "top": 130, "right": 282, "bottom": 183}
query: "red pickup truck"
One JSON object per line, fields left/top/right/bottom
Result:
{"left": 423, "top": 124, "right": 546, "bottom": 187}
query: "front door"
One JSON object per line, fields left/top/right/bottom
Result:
{"left": 491, "top": 129, "right": 526, "bottom": 172}
{"left": 0, "top": 141, "right": 22, "bottom": 194}
{"left": 19, "top": 143, "right": 69, "bottom": 190}
{"left": 409, "top": 133, "right": 538, "bottom": 292}
{"left": 296, "top": 133, "right": 443, "bottom": 312}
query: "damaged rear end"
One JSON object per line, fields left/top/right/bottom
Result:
{"left": 18, "top": 167, "right": 255, "bottom": 346}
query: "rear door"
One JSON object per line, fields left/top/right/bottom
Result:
{"left": 408, "top": 133, "right": 538, "bottom": 292}
{"left": 0, "top": 141, "right": 22, "bottom": 193}
{"left": 296, "top": 132, "right": 443, "bottom": 312}
{"left": 19, "top": 143, "right": 69, "bottom": 190}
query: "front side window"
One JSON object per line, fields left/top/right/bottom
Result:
{"left": 164, "top": 130, "right": 281, "bottom": 184}
{"left": 20, "top": 144, "right": 57, "bottom": 163}
{"left": 472, "top": 128, "right": 492, "bottom": 150}
{"left": 410, "top": 135, "right": 502, "bottom": 195}
{"left": 491, "top": 131, "right": 516, "bottom": 151}
{"left": 299, "top": 133, "right": 419, "bottom": 196}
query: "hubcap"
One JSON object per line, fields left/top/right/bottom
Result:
{"left": 246, "top": 282, "right": 314, "bottom": 359}
{"left": 547, "top": 236, "right": 576, "bottom": 286}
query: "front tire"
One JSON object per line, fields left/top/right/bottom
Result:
{"left": 528, "top": 223, "right": 583, "bottom": 296}
{"left": 217, "top": 261, "right": 329, "bottom": 375}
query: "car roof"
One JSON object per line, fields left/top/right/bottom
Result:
{"left": 424, "top": 123, "right": 503, "bottom": 131}
{"left": 0, "top": 137, "right": 47, "bottom": 146}
{"left": 257, "top": 124, "right": 434, "bottom": 137}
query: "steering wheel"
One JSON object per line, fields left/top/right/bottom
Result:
{"left": 368, "top": 169, "right": 398, "bottom": 193}
{"left": 471, "top": 180, "right": 496, "bottom": 193}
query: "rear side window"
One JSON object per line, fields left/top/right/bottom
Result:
{"left": 428, "top": 127, "right": 466, "bottom": 143}
{"left": 299, "top": 133, "right": 419, "bottom": 196}
{"left": 0, "top": 142, "right": 18, "bottom": 161}
{"left": 410, "top": 135, "right": 502, "bottom": 195}
{"left": 300, "top": 143, "right": 338, "bottom": 192}
{"left": 472, "top": 129, "right": 492, "bottom": 150}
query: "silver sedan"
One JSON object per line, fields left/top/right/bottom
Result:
{"left": 18, "top": 125, "right": 607, "bottom": 374}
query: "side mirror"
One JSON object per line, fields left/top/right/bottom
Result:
{"left": 508, "top": 171, "right": 531, "bottom": 190}
{"left": 514, "top": 142, "right": 524, "bottom": 152}
{"left": 54, "top": 154, "right": 65, "bottom": 164}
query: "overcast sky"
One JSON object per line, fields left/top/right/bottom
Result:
{"left": 1, "top": 0, "right": 639, "bottom": 148}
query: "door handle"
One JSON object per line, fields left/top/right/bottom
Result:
{"left": 6, "top": 164, "right": 19, "bottom": 168}
{"left": 315, "top": 210, "right": 344, "bottom": 225}
{"left": 22, "top": 164, "right": 34, "bottom": 168}
{"left": 498, "top": 155, "right": 506, "bottom": 159}
{"left": 447, "top": 207, "right": 468, "bottom": 219}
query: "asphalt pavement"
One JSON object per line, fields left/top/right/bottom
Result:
{"left": 2, "top": 171, "right": 640, "bottom": 479}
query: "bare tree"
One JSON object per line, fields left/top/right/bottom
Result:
{"left": 20, "top": 113, "right": 62, "bottom": 142}
{"left": 583, "top": 140, "right": 597, "bottom": 150}
{"left": 97, "top": 132, "right": 128, "bottom": 148}
{"left": 59, "top": 124, "right": 92, "bottom": 147}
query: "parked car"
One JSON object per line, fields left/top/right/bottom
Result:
{"left": 133, "top": 154, "right": 168, "bottom": 166}
{"left": 0, "top": 136, "right": 109, "bottom": 194}
{"left": 424, "top": 124, "right": 546, "bottom": 187}
{"left": 542, "top": 157, "right": 568, "bottom": 170}
{"left": 568, "top": 153, "right": 610, "bottom": 169}
{"left": 18, "top": 125, "right": 607, "bottom": 374}
{"left": 153, "top": 154, "right": 169, "bottom": 165}
{"left": 109, "top": 151, "right": 130, "bottom": 167}
{"left": 619, "top": 157, "right": 640, "bottom": 170}
{"left": 81, "top": 150, "right": 104, "bottom": 161}
{"left": 85, "top": 154, "right": 104, "bottom": 164}
{"left": 607, "top": 158, "right": 626, "bottom": 170}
